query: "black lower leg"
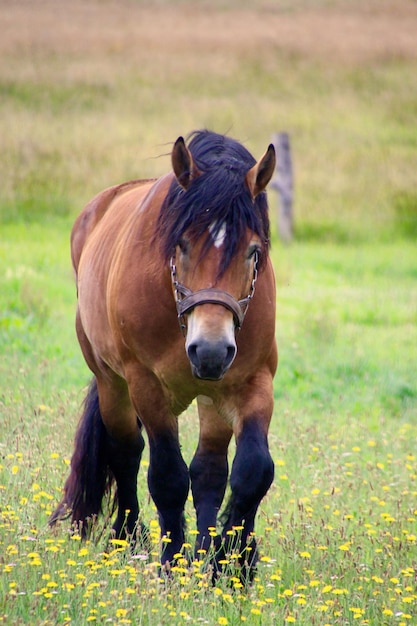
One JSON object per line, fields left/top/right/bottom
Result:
{"left": 107, "top": 424, "right": 145, "bottom": 538}
{"left": 189, "top": 449, "right": 228, "bottom": 552}
{"left": 147, "top": 433, "right": 189, "bottom": 564}
{"left": 220, "top": 419, "right": 274, "bottom": 578}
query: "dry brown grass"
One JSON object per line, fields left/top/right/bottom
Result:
{"left": 2, "top": 0, "right": 417, "bottom": 79}
{"left": 1, "top": 0, "right": 416, "bottom": 234}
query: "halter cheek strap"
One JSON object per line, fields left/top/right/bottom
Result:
{"left": 170, "top": 252, "right": 258, "bottom": 335}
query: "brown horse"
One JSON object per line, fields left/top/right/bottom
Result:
{"left": 50, "top": 130, "right": 277, "bottom": 580}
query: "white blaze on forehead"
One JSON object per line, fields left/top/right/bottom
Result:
{"left": 209, "top": 221, "right": 226, "bottom": 249}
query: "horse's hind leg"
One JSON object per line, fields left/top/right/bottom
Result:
{"left": 105, "top": 424, "right": 144, "bottom": 538}
{"left": 96, "top": 377, "right": 145, "bottom": 539}
{"left": 189, "top": 396, "right": 232, "bottom": 553}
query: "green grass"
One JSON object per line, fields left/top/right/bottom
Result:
{"left": 274, "top": 242, "right": 417, "bottom": 422}
{"left": 1, "top": 1, "right": 417, "bottom": 623}
{"left": 1, "top": 224, "right": 416, "bottom": 624}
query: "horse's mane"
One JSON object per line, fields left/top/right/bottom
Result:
{"left": 157, "top": 130, "right": 270, "bottom": 275}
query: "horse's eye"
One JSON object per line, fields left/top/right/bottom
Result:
{"left": 178, "top": 238, "right": 189, "bottom": 255}
{"left": 247, "top": 245, "right": 260, "bottom": 260}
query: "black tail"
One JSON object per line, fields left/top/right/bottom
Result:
{"left": 49, "top": 378, "right": 113, "bottom": 533}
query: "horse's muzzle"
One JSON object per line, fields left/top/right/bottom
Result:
{"left": 187, "top": 338, "right": 237, "bottom": 380}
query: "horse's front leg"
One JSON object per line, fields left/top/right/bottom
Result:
{"left": 128, "top": 370, "right": 190, "bottom": 566}
{"left": 221, "top": 420, "right": 274, "bottom": 572}
{"left": 220, "top": 375, "right": 275, "bottom": 580}
{"left": 147, "top": 429, "right": 190, "bottom": 564}
{"left": 189, "top": 396, "right": 233, "bottom": 554}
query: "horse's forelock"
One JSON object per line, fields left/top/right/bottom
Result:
{"left": 157, "top": 131, "right": 270, "bottom": 274}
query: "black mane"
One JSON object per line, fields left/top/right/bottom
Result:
{"left": 157, "top": 130, "right": 270, "bottom": 275}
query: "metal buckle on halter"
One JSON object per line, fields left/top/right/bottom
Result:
{"left": 170, "top": 252, "right": 259, "bottom": 336}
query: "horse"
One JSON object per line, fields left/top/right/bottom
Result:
{"left": 50, "top": 130, "right": 277, "bottom": 580}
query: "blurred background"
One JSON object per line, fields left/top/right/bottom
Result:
{"left": 1, "top": 0, "right": 416, "bottom": 240}
{"left": 0, "top": 1, "right": 416, "bottom": 419}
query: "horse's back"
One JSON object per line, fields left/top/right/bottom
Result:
{"left": 71, "top": 179, "right": 156, "bottom": 274}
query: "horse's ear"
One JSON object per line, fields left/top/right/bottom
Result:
{"left": 245, "top": 144, "right": 276, "bottom": 198}
{"left": 172, "top": 136, "right": 199, "bottom": 189}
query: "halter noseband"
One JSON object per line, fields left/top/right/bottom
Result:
{"left": 170, "top": 252, "right": 259, "bottom": 335}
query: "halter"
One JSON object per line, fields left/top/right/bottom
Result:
{"left": 170, "top": 252, "right": 259, "bottom": 336}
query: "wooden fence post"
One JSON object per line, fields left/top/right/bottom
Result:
{"left": 270, "top": 132, "right": 294, "bottom": 243}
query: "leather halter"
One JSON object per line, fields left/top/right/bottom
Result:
{"left": 170, "top": 252, "right": 258, "bottom": 335}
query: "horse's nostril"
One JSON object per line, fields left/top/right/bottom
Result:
{"left": 225, "top": 344, "right": 237, "bottom": 367}
{"left": 187, "top": 343, "right": 198, "bottom": 367}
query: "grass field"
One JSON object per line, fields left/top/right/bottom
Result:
{"left": 1, "top": 1, "right": 417, "bottom": 624}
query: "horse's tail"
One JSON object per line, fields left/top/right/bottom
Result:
{"left": 49, "top": 378, "right": 114, "bottom": 534}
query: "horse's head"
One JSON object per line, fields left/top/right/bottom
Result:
{"left": 162, "top": 132, "right": 276, "bottom": 381}
{"left": 171, "top": 224, "right": 263, "bottom": 380}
